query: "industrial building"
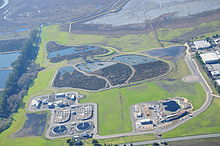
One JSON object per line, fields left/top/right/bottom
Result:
{"left": 29, "top": 92, "right": 97, "bottom": 139}
{"left": 132, "top": 97, "right": 193, "bottom": 132}
{"left": 211, "top": 70, "right": 220, "bottom": 78}
{"left": 200, "top": 52, "right": 219, "bottom": 64}
{"left": 206, "top": 64, "right": 220, "bottom": 72}
{"left": 194, "top": 40, "right": 211, "bottom": 50}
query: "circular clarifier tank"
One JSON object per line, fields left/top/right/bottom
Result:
{"left": 52, "top": 125, "right": 67, "bottom": 134}
{"left": 76, "top": 122, "right": 92, "bottom": 131}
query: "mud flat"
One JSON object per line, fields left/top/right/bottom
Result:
{"left": 87, "top": 0, "right": 220, "bottom": 26}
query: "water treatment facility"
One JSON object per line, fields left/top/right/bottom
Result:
{"left": 131, "top": 97, "right": 193, "bottom": 131}
{"left": 28, "top": 92, "right": 97, "bottom": 139}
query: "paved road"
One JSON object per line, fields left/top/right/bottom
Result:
{"left": 121, "top": 133, "right": 220, "bottom": 146}
{"left": 94, "top": 46, "right": 214, "bottom": 141}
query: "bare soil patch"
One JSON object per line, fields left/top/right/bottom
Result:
{"left": 12, "top": 113, "right": 47, "bottom": 137}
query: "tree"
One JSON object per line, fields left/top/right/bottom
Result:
{"left": 92, "top": 139, "right": 99, "bottom": 144}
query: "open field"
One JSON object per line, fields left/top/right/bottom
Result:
{"left": 69, "top": 32, "right": 160, "bottom": 52}
{"left": 81, "top": 80, "right": 205, "bottom": 135}
{"left": 85, "top": 134, "right": 155, "bottom": 145}
{"left": 68, "top": 20, "right": 220, "bottom": 52}
{"left": 164, "top": 98, "right": 220, "bottom": 138}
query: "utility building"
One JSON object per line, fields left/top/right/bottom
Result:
{"left": 200, "top": 52, "right": 219, "bottom": 64}
{"left": 194, "top": 40, "right": 211, "bottom": 50}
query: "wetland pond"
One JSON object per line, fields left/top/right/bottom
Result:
{"left": 0, "top": 52, "right": 20, "bottom": 88}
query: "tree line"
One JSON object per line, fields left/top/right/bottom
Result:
{"left": 0, "top": 29, "right": 43, "bottom": 133}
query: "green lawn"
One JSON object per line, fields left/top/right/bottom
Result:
{"left": 85, "top": 134, "right": 155, "bottom": 145}
{"left": 164, "top": 98, "right": 220, "bottom": 138}
{"left": 81, "top": 80, "right": 205, "bottom": 135}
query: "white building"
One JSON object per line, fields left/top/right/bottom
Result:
{"left": 200, "top": 52, "right": 219, "bottom": 64}
{"left": 194, "top": 40, "right": 211, "bottom": 50}
{"left": 211, "top": 71, "right": 220, "bottom": 78}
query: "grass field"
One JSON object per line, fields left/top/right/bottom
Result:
{"left": 69, "top": 32, "right": 161, "bottom": 52}
{"left": 85, "top": 134, "right": 155, "bottom": 145}
{"left": 157, "top": 20, "right": 220, "bottom": 46}
{"left": 81, "top": 80, "right": 205, "bottom": 135}
{"left": 164, "top": 98, "right": 220, "bottom": 138}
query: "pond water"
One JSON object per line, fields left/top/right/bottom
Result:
{"left": 77, "top": 122, "right": 92, "bottom": 131}
{"left": 52, "top": 125, "right": 67, "bottom": 134}
{"left": 58, "top": 66, "right": 75, "bottom": 75}
{"left": 0, "top": 52, "right": 20, "bottom": 68}
{"left": 15, "top": 28, "right": 30, "bottom": 32}
{"left": 77, "top": 61, "right": 116, "bottom": 72}
{"left": 48, "top": 46, "right": 99, "bottom": 58}
{"left": 146, "top": 46, "right": 186, "bottom": 59}
{"left": 162, "top": 100, "right": 181, "bottom": 112}
{"left": 112, "top": 55, "right": 156, "bottom": 66}
{"left": 0, "top": 69, "right": 11, "bottom": 88}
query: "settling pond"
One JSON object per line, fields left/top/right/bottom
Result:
{"left": 77, "top": 61, "right": 116, "bottom": 72}
{"left": 0, "top": 70, "right": 11, "bottom": 88}
{"left": 146, "top": 46, "right": 186, "bottom": 59}
{"left": 112, "top": 55, "right": 156, "bottom": 66}
{"left": 0, "top": 52, "right": 20, "bottom": 89}
{"left": 58, "top": 66, "right": 75, "bottom": 75}
{"left": 0, "top": 52, "right": 20, "bottom": 68}
{"left": 48, "top": 46, "right": 100, "bottom": 58}
{"left": 162, "top": 100, "right": 181, "bottom": 112}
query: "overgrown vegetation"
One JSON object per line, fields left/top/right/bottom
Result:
{"left": 0, "top": 29, "right": 42, "bottom": 133}
{"left": 0, "top": 38, "right": 27, "bottom": 53}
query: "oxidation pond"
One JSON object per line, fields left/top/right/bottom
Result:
{"left": 146, "top": 46, "right": 186, "bottom": 59}
{"left": 162, "top": 100, "right": 181, "bottom": 112}
{"left": 0, "top": 52, "right": 20, "bottom": 68}
{"left": 0, "top": 70, "right": 11, "bottom": 88}
{"left": 112, "top": 55, "right": 156, "bottom": 66}
{"left": 77, "top": 61, "right": 116, "bottom": 72}
{"left": 58, "top": 66, "right": 75, "bottom": 75}
{"left": 48, "top": 46, "right": 99, "bottom": 58}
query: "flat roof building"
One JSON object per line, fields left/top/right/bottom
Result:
{"left": 194, "top": 40, "right": 211, "bottom": 50}
{"left": 200, "top": 52, "right": 219, "bottom": 64}
{"left": 206, "top": 64, "right": 220, "bottom": 71}
{"left": 211, "top": 70, "right": 220, "bottom": 78}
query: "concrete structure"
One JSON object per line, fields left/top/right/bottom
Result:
{"left": 200, "top": 52, "right": 219, "bottom": 64}
{"left": 194, "top": 40, "right": 211, "bottom": 50}
{"left": 206, "top": 64, "right": 220, "bottom": 71}
{"left": 211, "top": 70, "right": 220, "bottom": 78}
{"left": 140, "top": 119, "right": 153, "bottom": 125}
